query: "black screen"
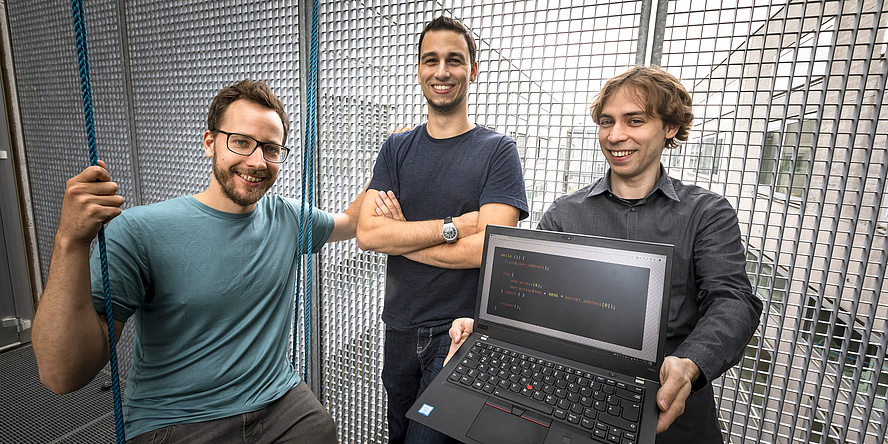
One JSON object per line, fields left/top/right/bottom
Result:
{"left": 486, "top": 246, "right": 650, "bottom": 350}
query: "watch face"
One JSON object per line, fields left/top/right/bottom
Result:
{"left": 443, "top": 224, "right": 458, "bottom": 241}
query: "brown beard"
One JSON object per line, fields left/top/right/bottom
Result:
{"left": 212, "top": 156, "right": 275, "bottom": 207}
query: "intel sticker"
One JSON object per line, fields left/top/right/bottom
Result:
{"left": 418, "top": 404, "right": 434, "bottom": 416}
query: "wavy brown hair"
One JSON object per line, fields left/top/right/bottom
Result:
{"left": 590, "top": 66, "right": 693, "bottom": 149}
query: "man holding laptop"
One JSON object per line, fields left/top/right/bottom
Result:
{"left": 444, "top": 66, "right": 762, "bottom": 443}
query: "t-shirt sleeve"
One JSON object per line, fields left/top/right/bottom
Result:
{"left": 480, "top": 136, "right": 529, "bottom": 220}
{"left": 309, "top": 207, "right": 335, "bottom": 253}
{"left": 367, "top": 136, "right": 397, "bottom": 194}
{"left": 91, "top": 214, "right": 144, "bottom": 322}
{"left": 280, "top": 197, "right": 336, "bottom": 253}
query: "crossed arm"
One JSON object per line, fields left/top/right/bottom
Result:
{"left": 356, "top": 189, "right": 520, "bottom": 268}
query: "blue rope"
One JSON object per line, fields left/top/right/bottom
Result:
{"left": 295, "top": 0, "right": 319, "bottom": 382}
{"left": 70, "top": 1, "right": 125, "bottom": 442}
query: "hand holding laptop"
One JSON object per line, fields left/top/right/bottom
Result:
{"left": 444, "top": 317, "right": 474, "bottom": 365}
{"left": 655, "top": 356, "right": 701, "bottom": 433}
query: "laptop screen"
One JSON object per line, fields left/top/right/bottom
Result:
{"left": 477, "top": 227, "right": 671, "bottom": 366}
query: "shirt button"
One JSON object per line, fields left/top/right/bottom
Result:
{"left": 630, "top": 207, "right": 636, "bottom": 212}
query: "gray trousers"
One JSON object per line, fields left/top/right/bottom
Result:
{"left": 127, "top": 382, "right": 337, "bottom": 444}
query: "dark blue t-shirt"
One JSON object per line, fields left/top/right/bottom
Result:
{"left": 368, "top": 124, "right": 528, "bottom": 329}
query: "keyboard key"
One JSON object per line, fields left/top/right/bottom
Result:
{"left": 599, "top": 412, "right": 638, "bottom": 433}
{"left": 622, "top": 403, "right": 640, "bottom": 422}
{"left": 616, "top": 388, "right": 643, "bottom": 403}
{"left": 593, "top": 400, "right": 607, "bottom": 412}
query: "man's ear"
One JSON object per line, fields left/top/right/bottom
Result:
{"left": 664, "top": 124, "right": 679, "bottom": 139}
{"left": 202, "top": 130, "right": 215, "bottom": 158}
{"left": 470, "top": 61, "right": 478, "bottom": 82}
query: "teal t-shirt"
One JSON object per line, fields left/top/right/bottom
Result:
{"left": 90, "top": 195, "right": 335, "bottom": 437}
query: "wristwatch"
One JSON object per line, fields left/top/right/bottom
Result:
{"left": 442, "top": 217, "right": 458, "bottom": 243}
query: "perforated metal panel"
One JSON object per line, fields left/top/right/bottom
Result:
{"left": 657, "top": 1, "right": 888, "bottom": 442}
{"left": 4, "top": 1, "right": 888, "bottom": 443}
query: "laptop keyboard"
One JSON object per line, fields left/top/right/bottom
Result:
{"left": 448, "top": 341, "right": 645, "bottom": 444}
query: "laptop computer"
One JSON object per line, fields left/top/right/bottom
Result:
{"left": 407, "top": 225, "right": 673, "bottom": 444}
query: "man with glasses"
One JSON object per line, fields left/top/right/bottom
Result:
{"left": 33, "top": 79, "right": 361, "bottom": 443}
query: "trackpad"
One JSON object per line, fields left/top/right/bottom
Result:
{"left": 466, "top": 404, "right": 548, "bottom": 444}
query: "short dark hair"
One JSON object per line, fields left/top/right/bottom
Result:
{"left": 418, "top": 16, "right": 477, "bottom": 66}
{"left": 590, "top": 66, "right": 694, "bottom": 149}
{"left": 207, "top": 79, "right": 289, "bottom": 140}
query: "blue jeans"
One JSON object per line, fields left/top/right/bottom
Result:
{"left": 382, "top": 323, "right": 459, "bottom": 444}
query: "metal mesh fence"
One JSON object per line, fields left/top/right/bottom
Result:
{"left": 5, "top": 0, "right": 887, "bottom": 443}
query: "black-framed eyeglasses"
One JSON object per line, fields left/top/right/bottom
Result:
{"left": 213, "top": 129, "right": 289, "bottom": 163}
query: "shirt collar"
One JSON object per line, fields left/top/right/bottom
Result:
{"left": 585, "top": 164, "right": 681, "bottom": 202}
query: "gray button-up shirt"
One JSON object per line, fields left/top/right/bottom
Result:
{"left": 538, "top": 166, "right": 762, "bottom": 388}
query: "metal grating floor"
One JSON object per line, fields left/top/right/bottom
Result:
{"left": 1, "top": 323, "right": 133, "bottom": 444}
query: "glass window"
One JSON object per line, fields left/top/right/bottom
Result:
{"left": 759, "top": 118, "right": 815, "bottom": 199}
{"left": 745, "top": 250, "right": 787, "bottom": 315}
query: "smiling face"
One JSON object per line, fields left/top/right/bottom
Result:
{"left": 597, "top": 87, "right": 678, "bottom": 198}
{"left": 202, "top": 99, "right": 284, "bottom": 213}
{"left": 418, "top": 30, "right": 478, "bottom": 117}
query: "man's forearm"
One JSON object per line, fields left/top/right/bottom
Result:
{"left": 401, "top": 231, "right": 484, "bottom": 268}
{"left": 357, "top": 217, "right": 445, "bottom": 254}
